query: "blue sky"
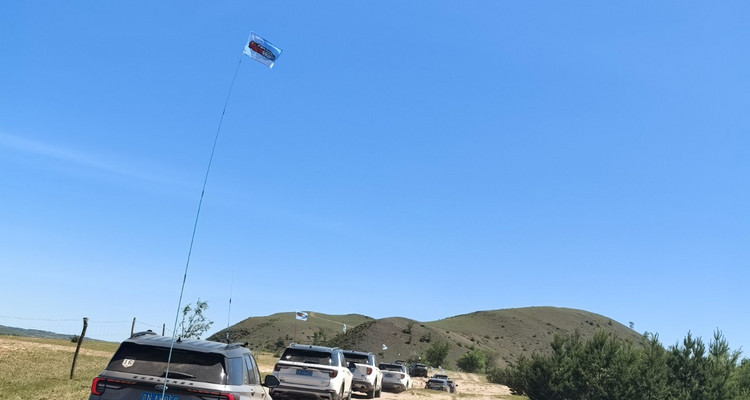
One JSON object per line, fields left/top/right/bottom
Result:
{"left": 2, "top": 2, "right": 748, "bottom": 353}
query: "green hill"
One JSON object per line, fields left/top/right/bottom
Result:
{"left": 209, "top": 307, "right": 643, "bottom": 368}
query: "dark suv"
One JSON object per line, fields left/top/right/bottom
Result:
{"left": 408, "top": 363, "right": 428, "bottom": 378}
{"left": 89, "top": 331, "right": 279, "bottom": 400}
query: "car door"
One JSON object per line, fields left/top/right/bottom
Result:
{"left": 244, "top": 354, "right": 267, "bottom": 399}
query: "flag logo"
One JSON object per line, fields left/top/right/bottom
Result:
{"left": 295, "top": 311, "right": 308, "bottom": 321}
{"left": 243, "top": 32, "right": 282, "bottom": 68}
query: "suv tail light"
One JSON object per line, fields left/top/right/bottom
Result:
{"left": 329, "top": 370, "right": 338, "bottom": 378}
{"left": 274, "top": 364, "right": 281, "bottom": 372}
{"left": 221, "top": 393, "right": 239, "bottom": 400}
{"left": 366, "top": 367, "right": 373, "bottom": 375}
{"left": 91, "top": 377, "right": 105, "bottom": 395}
{"left": 399, "top": 373, "right": 405, "bottom": 379}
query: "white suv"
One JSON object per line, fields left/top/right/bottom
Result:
{"left": 271, "top": 344, "right": 353, "bottom": 400}
{"left": 343, "top": 350, "right": 382, "bottom": 398}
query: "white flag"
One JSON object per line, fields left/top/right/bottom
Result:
{"left": 295, "top": 311, "right": 308, "bottom": 321}
{"left": 343, "top": 324, "right": 347, "bottom": 333}
{"left": 243, "top": 32, "right": 282, "bottom": 68}
{"left": 382, "top": 344, "right": 388, "bottom": 350}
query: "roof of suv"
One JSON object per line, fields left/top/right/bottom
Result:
{"left": 342, "top": 350, "right": 372, "bottom": 356}
{"left": 126, "top": 331, "right": 250, "bottom": 357}
{"left": 286, "top": 343, "right": 340, "bottom": 353}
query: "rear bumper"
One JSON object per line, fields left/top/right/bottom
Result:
{"left": 271, "top": 385, "right": 339, "bottom": 400}
{"left": 351, "top": 379, "right": 374, "bottom": 393}
{"left": 382, "top": 382, "right": 407, "bottom": 392}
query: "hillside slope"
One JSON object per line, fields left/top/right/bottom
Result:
{"left": 209, "top": 307, "right": 643, "bottom": 368}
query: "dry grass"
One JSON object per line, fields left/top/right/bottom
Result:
{"left": 0, "top": 336, "right": 115, "bottom": 400}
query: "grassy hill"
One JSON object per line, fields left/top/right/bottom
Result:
{"left": 207, "top": 311, "right": 373, "bottom": 353}
{"left": 0, "top": 324, "right": 77, "bottom": 340}
{"left": 209, "top": 307, "right": 643, "bottom": 368}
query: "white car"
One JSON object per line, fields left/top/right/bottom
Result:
{"left": 379, "top": 362, "right": 412, "bottom": 393}
{"left": 271, "top": 344, "right": 353, "bottom": 400}
{"left": 343, "top": 350, "right": 383, "bottom": 398}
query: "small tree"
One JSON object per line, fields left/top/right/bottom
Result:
{"left": 457, "top": 349, "right": 486, "bottom": 373}
{"left": 425, "top": 341, "right": 451, "bottom": 368}
{"left": 180, "top": 298, "right": 213, "bottom": 339}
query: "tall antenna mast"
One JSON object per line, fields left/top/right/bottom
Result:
{"left": 226, "top": 267, "right": 235, "bottom": 343}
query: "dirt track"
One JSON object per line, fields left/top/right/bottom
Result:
{"left": 354, "top": 373, "right": 511, "bottom": 400}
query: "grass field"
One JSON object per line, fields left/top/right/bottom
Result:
{"left": 0, "top": 335, "right": 118, "bottom": 400}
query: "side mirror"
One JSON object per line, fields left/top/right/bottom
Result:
{"left": 263, "top": 375, "right": 280, "bottom": 388}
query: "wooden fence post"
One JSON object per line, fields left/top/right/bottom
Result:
{"left": 70, "top": 317, "right": 88, "bottom": 379}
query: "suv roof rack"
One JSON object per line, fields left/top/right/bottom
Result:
{"left": 225, "top": 342, "right": 249, "bottom": 350}
{"left": 130, "top": 330, "right": 157, "bottom": 338}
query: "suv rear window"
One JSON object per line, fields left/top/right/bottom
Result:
{"left": 379, "top": 363, "right": 402, "bottom": 372}
{"left": 280, "top": 348, "right": 333, "bottom": 365}
{"left": 344, "top": 353, "right": 369, "bottom": 364}
{"left": 106, "top": 342, "right": 227, "bottom": 384}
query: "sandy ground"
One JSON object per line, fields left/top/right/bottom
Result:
{"left": 353, "top": 373, "right": 511, "bottom": 400}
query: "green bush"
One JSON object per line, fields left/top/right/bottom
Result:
{"left": 456, "top": 349, "right": 486, "bottom": 373}
{"left": 487, "top": 329, "right": 750, "bottom": 400}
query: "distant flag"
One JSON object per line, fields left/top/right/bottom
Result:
{"left": 382, "top": 344, "right": 388, "bottom": 350}
{"left": 295, "top": 311, "right": 308, "bottom": 321}
{"left": 343, "top": 324, "right": 347, "bottom": 333}
{"left": 243, "top": 32, "right": 282, "bottom": 68}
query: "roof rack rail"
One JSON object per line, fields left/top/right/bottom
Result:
{"left": 131, "top": 330, "right": 157, "bottom": 338}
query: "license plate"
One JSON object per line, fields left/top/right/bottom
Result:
{"left": 296, "top": 369, "right": 313, "bottom": 376}
{"left": 385, "top": 373, "right": 393, "bottom": 378}
{"left": 141, "top": 392, "right": 179, "bottom": 400}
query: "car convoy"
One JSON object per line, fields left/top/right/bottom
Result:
{"left": 90, "top": 333, "right": 458, "bottom": 400}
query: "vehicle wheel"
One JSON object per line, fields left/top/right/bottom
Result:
{"left": 366, "top": 387, "right": 375, "bottom": 399}
{"left": 375, "top": 385, "right": 381, "bottom": 398}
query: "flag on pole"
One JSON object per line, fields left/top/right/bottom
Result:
{"left": 295, "top": 311, "right": 308, "bottom": 321}
{"left": 243, "top": 32, "right": 282, "bottom": 68}
{"left": 343, "top": 324, "right": 347, "bottom": 333}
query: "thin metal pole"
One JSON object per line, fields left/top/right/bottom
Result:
{"left": 161, "top": 53, "right": 245, "bottom": 399}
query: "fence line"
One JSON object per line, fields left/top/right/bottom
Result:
{"left": 0, "top": 315, "right": 173, "bottom": 342}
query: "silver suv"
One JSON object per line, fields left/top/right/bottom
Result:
{"left": 271, "top": 343, "right": 353, "bottom": 400}
{"left": 89, "top": 331, "right": 279, "bottom": 400}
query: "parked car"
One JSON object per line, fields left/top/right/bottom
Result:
{"left": 343, "top": 350, "right": 382, "bottom": 398}
{"left": 379, "top": 362, "right": 412, "bottom": 393}
{"left": 89, "top": 330, "right": 278, "bottom": 400}
{"left": 425, "top": 378, "right": 450, "bottom": 392}
{"left": 431, "top": 374, "right": 456, "bottom": 393}
{"left": 271, "top": 343, "right": 353, "bottom": 400}
{"left": 446, "top": 379, "right": 457, "bottom": 393}
{"left": 408, "top": 363, "right": 428, "bottom": 378}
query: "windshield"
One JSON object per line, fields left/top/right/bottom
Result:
{"left": 106, "top": 342, "right": 226, "bottom": 384}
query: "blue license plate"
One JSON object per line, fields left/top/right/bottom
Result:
{"left": 141, "top": 392, "right": 179, "bottom": 400}
{"left": 296, "top": 369, "right": 313, "bottom": 376}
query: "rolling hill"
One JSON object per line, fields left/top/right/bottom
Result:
{"left": 208, "top": 307, "right": 644, "bottom": 368}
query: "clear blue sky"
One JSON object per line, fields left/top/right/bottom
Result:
{"left": 2, "top": 2, "right": 748, "bottom": 353}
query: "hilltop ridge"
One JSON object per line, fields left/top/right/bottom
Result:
{"left": 208, "top": 307, "right": 643, "bottom": 368}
